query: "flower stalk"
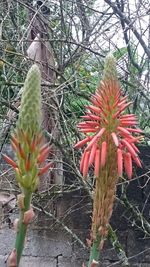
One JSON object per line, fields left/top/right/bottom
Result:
{"left": 4, "top": 65, "right": 53, "bottom": 267}
{"left": 87, "top": 233, "right": 101, "bottom": 267}
{"left": 15, "top": 190, "right": 32, "bottom": 265}
{"left": 75, "top": 54, "right": 142, "bottom": 266}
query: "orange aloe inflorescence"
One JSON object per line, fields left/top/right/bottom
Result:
{"left": 3, "top": 127, "right": 53, "bottom": 190}
{"left": 74, "top": 54, "right": 142, "bottom": 265}
{"left": 3, "top": 65, "right": 53, "bottom": 191}
{"left": 4, "top": 65, "right": 53, "bottom": 267}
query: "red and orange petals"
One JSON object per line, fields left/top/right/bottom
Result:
{"left": 89, "top": 143, "right": 97, "bottom": 166}
{"left": 11, "top": 135, "right": 19, "bottom": 151}
{"left": 121, "top": 139, "right": 137, "bottom": 158}
{"left": 35, "top": 133, "right": 44, "bottom": 146}
{"left": 126, "top": 128, "right": 143, "bottom": 134}
{"left": 133, "top": 155, "right": 142, "bottom": 168}
{"left": 117, "top": 95, "right": 128, "bottom": 107}
{"left": 30, "top": 136, "right": 37, "bottom": 152}
{"left": 111, "top": 132, "right": 119, "bottom": 147}
{"left": 82, "top": 151, "right": 90, "bottom": 177}
{"left": 81, "top": 113, "right": 101, "bottom": 121}
{"left": 25, "top": 154, "right": 31, "bottom": 171}
{"left": 86, "top": 105, "right": 101, "bottom": 114}
{"left": 94, "top": 149, "right": 101, "bottom": 177}
{"left": 18, "top": 144, "right": 26, "bottom": 159}
{"left": 79, "top": 128, "right": 97, "bottom": 133}
{"left": 120, "top": 114, "right": 137, "bottom": 120}
{"left": 120, "top": 121, "right": 138, "bottom": 127}
{"left": 74, "top": 79, "right": 142, "bottom": 179}
{"left": 80, "top": 150, "right": 86, "bottom": 173}
{"left": 130, "top": 142, "right": 140, "bottom": 154}
{"left": 37, "top": 146, "right": 51, "bottom": 163}
{"left": 113, "top": 102, "right": 132, "bottom": 119}
{"left": 74, "top": 136, "right": 91, "bottom": 149}
{"left": 38, "top": 162, "right": 53, "bottom": 176}
{"left": 11, "top": 135, "right": 19, "bottom": 147}
{"left": 101, "top": 141, "right": 107, "bottom": 167}
{"left": 11, "top": 140, "right": 18, "bottom": 151}
{"left": 2, "top": 154, "right": 18, "bottom": 169}
{"left": 91, "top": 95, "right": 102, "bottom": 107}
{"left": 123, "top": 152, "right": 132, "bottom": 179}
{"left": 117, "top": 126, "right": 131, "bottom": 138}
{"left": 78, "top": 121, "right": 100, "bottom": 128}
{"left": 117, "top": 148, "right": 123, "bottom": 177}
{"left": 86, "top": 128, "right": 105, "bottom": 151}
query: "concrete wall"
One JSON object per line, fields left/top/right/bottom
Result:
{"left": 0, "top": 145, "right": 150, "bottom": 266}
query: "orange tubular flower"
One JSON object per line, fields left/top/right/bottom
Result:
{"left": 3, "top": 131, "right": 53, "bottom": 190}
{"left": 74, "top": 54, "right": 143, "bottom": 247}
{"left": 75, "top": 77, "right": 142, "bottom": 179}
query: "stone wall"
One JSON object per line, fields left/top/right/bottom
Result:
{"left": 0, "top": 145, "right": 150, "bottom": 266}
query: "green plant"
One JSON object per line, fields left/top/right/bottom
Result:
{"left": 3, "top": 65, "right": 53, "bottom": 267}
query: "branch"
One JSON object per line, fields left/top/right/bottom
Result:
{"left": 33, "top": 202, "right": 87, "bottom": 249}
{"left": 104, "top": 0, "right": 150, "bottom": 59}
{"left": 1, "top": 99, "right": 19, "bottom": 114}
{"left": 116, "top": 0, "right": 142, "bottom": 73}
{"left": 108, "top": 225, "right": 129, "bottom": 266}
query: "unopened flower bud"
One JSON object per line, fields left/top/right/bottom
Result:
{"left": 23, "top": 208, "right": 35, "bottom": 225}
{"left": 7, "top": 249, "right": 17, "bottom": 267}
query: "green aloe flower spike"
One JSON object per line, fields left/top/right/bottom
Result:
{"left": 17, "top": 64, "right": 42, "bottom": 135}
{"left": 102, "top": 53, "right": 118, "bottom": 81}
{"left": 4, "top": 64, "right": 53, "bottom": 267}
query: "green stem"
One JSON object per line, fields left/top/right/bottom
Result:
{"left": 88, "top": 232, "right": 101, "bottom": 267}
{"left": 15, "top": 190, "right": 32, "bottom": 266}
{"left": 108, "top": 225, "right": 129, "bottom": 266}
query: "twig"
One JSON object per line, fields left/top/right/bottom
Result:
{"left": 33, "top": 203, "right": 87, "bottom": 249}
{"left": 104, "top": 0, "right": 150, "bottom": 59}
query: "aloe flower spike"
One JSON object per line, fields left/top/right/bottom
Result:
{"left": 4, "top": 64, "right": 53, "bottom": 267}
{"left": 74, "top": 53, "right": 142, "bottom": 266}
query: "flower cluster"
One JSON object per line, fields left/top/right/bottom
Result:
{"left": 3, "top": 130, "right": 53, "bottom": 191}
{"left": 74, "top": 79, "right": 142, "bottom": 179}
{"left": 75, "top": 54, "right": 143, "bottom": 248}
{"left": 3, "top": 64, "right": 53, "bottom": 192}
